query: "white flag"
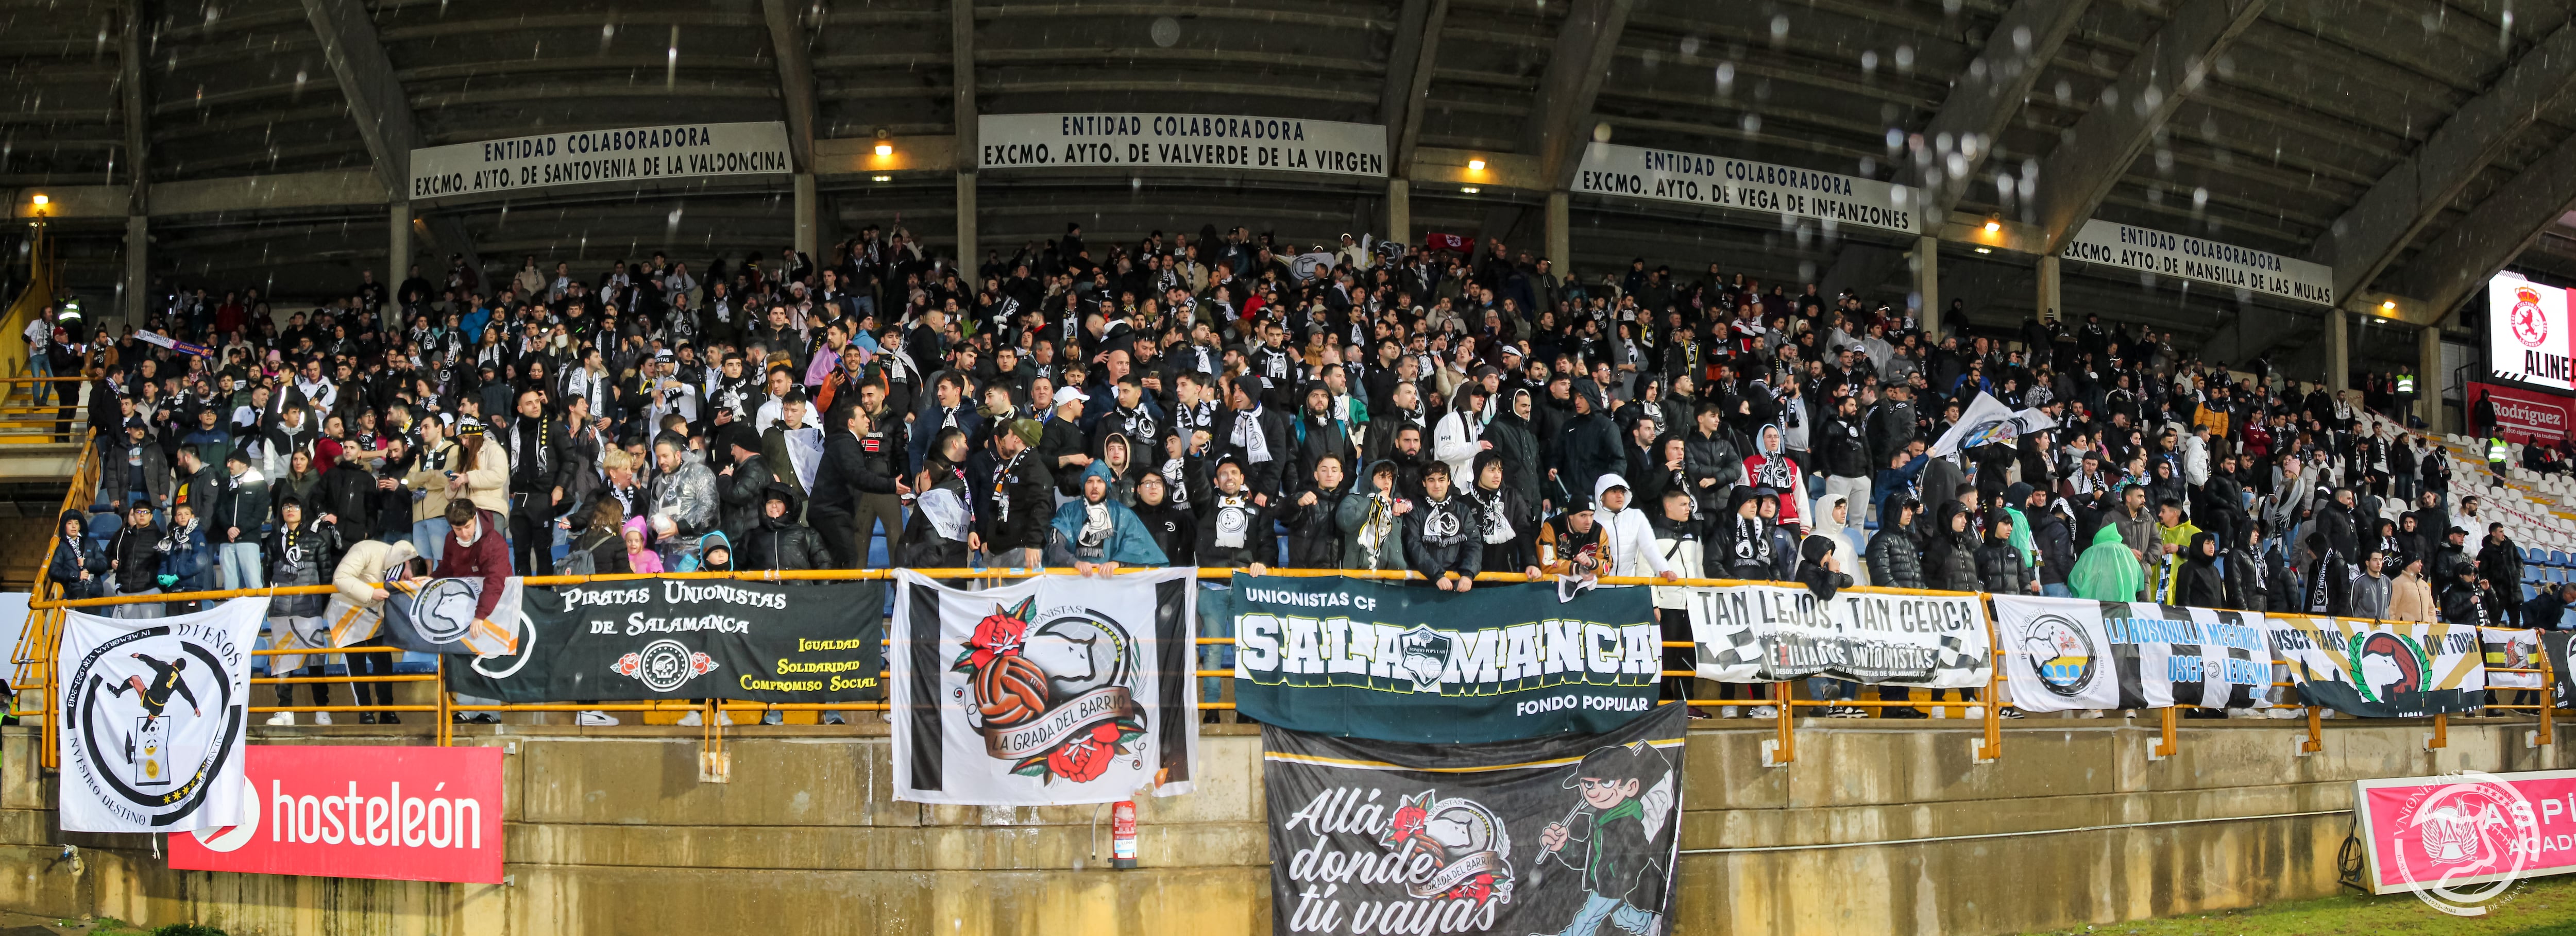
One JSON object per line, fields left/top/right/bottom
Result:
{"left": 889, "top": 569, "right": 1200, "bottom": 806}
{"left": 57, "top": 597, "right": 262, "bottom": 832}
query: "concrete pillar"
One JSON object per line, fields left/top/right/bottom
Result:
{"left": 792, "top": 172, "right": 818, "bottom": 263}
{"left": 388, "top": 201, "right": 411, "bottom": 291}
{"left": 2325, "top": 306, "right": 2350, "bottom": 393}
{"left": 2414, "top": 324, "right": 2439, "bottom": 433}
{"left": 1914, "top": 235, "right": 1939, "bottom": 338}
{"left": 2035, "top": 253, "right": 2061, "bottom": 323}
{"left": 1544, "top": 190, "right": 1570, "bottom": 271}
{"left": 1385, "top": 177, "right": 1411, "bottom": 248}
{"left": 954, "top": 172, "right": 979, "bottom": 273}
{"left": 123, "top": 215, "right": 148, "bottom": 322}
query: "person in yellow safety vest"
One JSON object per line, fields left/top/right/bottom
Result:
{"left": 2489, "top": 436, "right": 2511, "bottom": 471}
{"left": 2396, "top": 372, "right": 2416, "bottom": 395}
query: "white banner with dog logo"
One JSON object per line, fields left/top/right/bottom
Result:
{"left": 889, "top": 569, "right": 1200, "bottom": 806}
{"left": 57, "top": 597, "right": 260, "bottom": 832}
{"left": 1687, "top": 584, "right": 1990, "bottom": 688}
{"left": 1996, "top": 596, "right": 2276, "bottom": 713}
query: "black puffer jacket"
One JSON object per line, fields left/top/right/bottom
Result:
{"left": 1281, "top": 480, "right": 1349, "bottom": 569}
{"left": 1975, "top": 538, "right": 2029, "bottom": 595}
{"left": 1866, "top": 524, "right": 1923, "bottom": 589}
{"left": 2225, "top": 543, "right": 2269, "bottom": 612}
{"left": 743, "top": 507, "right": 829, "bottom": 572}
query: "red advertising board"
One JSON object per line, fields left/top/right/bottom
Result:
{"left": 2354, "top": 769, "right": 2576, "bottom": 897}
{"left": 167, "top": 745, "right": 503, "bottom": 884}
{"left": 2468, "top": 381, "right": 2575, "bottom": 444}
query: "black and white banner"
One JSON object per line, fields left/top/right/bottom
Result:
{"left": 2484, "top": 626, "right": 2544, "bottom": 690}
{"left": 57, "top": 598, "right": 260, "bottom": 832}
{"left": 1686, "top": 584, "right": 1989, "bottom": 688}
{"left": 444, "top": 580, "right": 886, "bottom": 703}
{"left": 1266, "top": 705, "right": 1685, "bottom": 935}
{"left": 2269, "top": 615, "right": 2488, "bottom": 718}
{"left": 1994, "top": 596, "right": 2274, "bottom": 713}
{"left": 890, "top": 570, "right": 1199, "bottom": 806}
{"left": 382, "top": 576, "right": 527, "bottom": 657}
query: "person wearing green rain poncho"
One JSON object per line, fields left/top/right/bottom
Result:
{"left": 2069, "top": 523, "right": 2146, "bottom": 601}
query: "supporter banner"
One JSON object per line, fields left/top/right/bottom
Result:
{"left": 1687, "top": 584, "right": 1988, "bottom": 688}
{"left": 1994, "top": 596, "right": 2274, "bottom": 713}
{"left": 408, "top": 122, "right": 792, "bottom": 200}
{"left": 168, "top": 746, "right": 503, "bottom": 884}
{"left": 2268, "top": 616, "right": 2487, "bottom": 718}
{"left": 2550, "top": 632, "right": 2575, "bottom": 708}
{"left": 134, "top": 330, "right": 213, "bottom": 358}
{"left": 381, "top": 576, "right": 526, "bottom": 657}
{"left": 1929, "top": 391, "right": 2056, "bottom": 458}
{"left": 2353, "top": 769, "right": 2571, "bottom": 896}
{"left": 2059, "top": 219, "right": 2336, "bottom": 307}
{"left": 58, "top": 597, "right": 260, "bottom": 832}
{"left": 1224, "top": 577, "right": 1659, "bottom": 744}
{"left": 443, "top": 579, "right": 884, "bottom": 703}
{"left": 2485, "top": 626, "right": 2544, "bottom": 690}
{"left": 1575, "top": 142, "right": 1923, "bottom": 235}
{"left": 1265, "top": 705, "right": 1684, "bottom": 936}
{"left": 890, "top": 569, "right": 1198, "bottom": 806}
{"left": 978, "top": 113, "right": 1387, "bottom": 177}
{"left": 2488, "top": 272, "right": 2576, "bottom": 392}
{"left": 2468, "top": 381, "right": 2574, "bottom": 444}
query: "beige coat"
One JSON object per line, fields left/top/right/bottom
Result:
{"left": 334, "top": 538, "right": 421, "bottom": 608}
{"left": 2386, "top": 570, "right": 2437, "bottom": 623}
{"left": 403, "top": 440, "right": 460, "bottom": 524}
{"left": 450, "top": 434, "right": 511, "bottom": 519}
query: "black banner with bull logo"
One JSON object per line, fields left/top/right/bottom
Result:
{"left": 443, "top": 579, "right": 885, "bottom": 703}
{"left": 1265, "top": 704, "right": 1685, "bottom": 935}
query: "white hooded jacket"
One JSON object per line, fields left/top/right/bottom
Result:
{"left": 1809, "top": 492, "right": 1869, "bottom": 588}
{"left": 1594, "top": 473, "right": 1675, "bottom": 581}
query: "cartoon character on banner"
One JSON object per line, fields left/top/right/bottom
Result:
{"left": 1531, "top": 739, "right": 1678, "bottom": 936}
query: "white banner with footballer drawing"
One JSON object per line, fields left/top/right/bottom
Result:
{"left": 57, "top": 597, "right": 261, "bottom": 832}
{"left": 1686, "top": 584, "right": 1989, "bottom": 688}
{"left": 1994, "top": 596, "right": 2274, "bottom": 713}
{"left": 890, "top": 569, "right": 1199, "bottom": 806}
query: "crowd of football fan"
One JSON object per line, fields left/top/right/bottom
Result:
{"left": 34, "top": 220, "right": 2558, "bottom": 722}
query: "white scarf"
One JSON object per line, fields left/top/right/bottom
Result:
{"left": 1213, "top": 493, "right": 1252, "bottom": 549}
{"left": 1232, "top": 406, "right": 1272, "bottom": 464}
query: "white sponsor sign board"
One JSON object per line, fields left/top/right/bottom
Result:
{"left": 977, "top": 113, "right": 1387, "bottom": 177}
{"left": 1574, "top": 142, "right": 1925, "bottom": 235}
{"left": 409, "top": 122, "right": 793, "bottom": 200}
{"left": 2059, "top": 219, "right": 2337, "bottom": 307}
{"left": 2488, "top": 271, "right": 2576, "bottom": 391}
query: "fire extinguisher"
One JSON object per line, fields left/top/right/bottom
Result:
{"left": 1110, "top": 800, "right": 1139, "bottom": 869}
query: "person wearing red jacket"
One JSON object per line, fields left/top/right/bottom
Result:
{"left": 428, "top": 501, "right": 511, "bottom": 622}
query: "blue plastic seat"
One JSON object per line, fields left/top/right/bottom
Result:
{"left": 2555, "top": 550, "right": 2571, "bottom": 567}
{"left": 2532, "top": 547, "right": 2550, "bottom": 565}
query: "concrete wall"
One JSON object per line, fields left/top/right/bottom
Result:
{"left": 2, "top": 717, "right": 2566, "bottom": 935}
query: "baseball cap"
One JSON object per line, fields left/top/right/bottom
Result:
{"left": 1052, "top": 387, "right": 1090, "bottom": 407}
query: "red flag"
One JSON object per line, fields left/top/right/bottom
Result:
{"left": 1425, "top": 232, "right": 1471, "bottom": 253}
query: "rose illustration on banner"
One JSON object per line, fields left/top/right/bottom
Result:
{"left": 1030, "top": 719, "right": 1147, "bottom": 783}
{"left": 964, "top": 597, "right": 1033, "bottom": 671}
{"left": 611, "top": 640, "right": 719, "bottom": 693}
{"left": 955, "top": 598, "right": 1149, "bottom": 785}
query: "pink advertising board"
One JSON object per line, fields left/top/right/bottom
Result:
{"left": 2355, "top": 769, "right": 2576, "bottom": 895}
